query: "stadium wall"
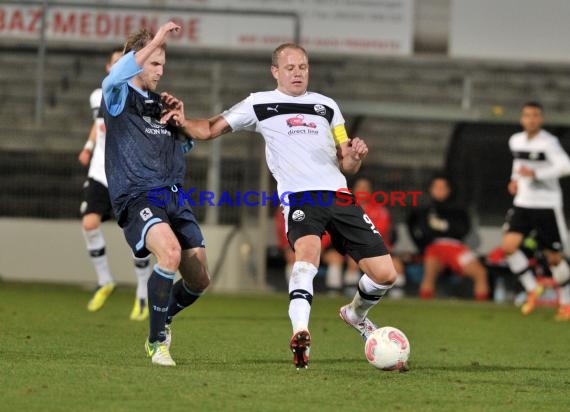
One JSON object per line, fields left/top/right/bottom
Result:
{"left": 0, "top": 219, "right": 258, "bottom": 292}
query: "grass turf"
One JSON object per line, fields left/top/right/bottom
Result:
{"left": 1, "top": 282, "right": 569, "bottom": 412}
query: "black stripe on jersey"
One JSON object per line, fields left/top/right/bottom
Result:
{"left": 512, "top": 151, "right": 546, "bottom": 161}
{"left": 253, "top": 103, "right": 334, "bottom": 124}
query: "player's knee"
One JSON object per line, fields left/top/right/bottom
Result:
{"left": 369, "top": 266, "right": 398, "bottom": 286}
{"left": 195, "top": 273, "right": 211, "bottom": 292}
{"left": 82, "top": 216, "right": 100, "bottom": 231}
{"left": 159, "top": 245, "right": 181, "bottom": 270}
{"left": 501, "top": 241, "right": 518, "bottom": 256}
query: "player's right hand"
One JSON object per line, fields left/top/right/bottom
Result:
{"left": 508, "top": 180, "right": 518, "bottom": 195}
{"left": 155, "top": 21, "right": 180, "bottom": 43}
{"left": 161, "top": 92, "right": 183, "bottom": 111}
{"left": 78, "top": 149, "right": 92, "bottom": 166}
{"left": 161, "top": 105, "right": 186, "bottom": 128}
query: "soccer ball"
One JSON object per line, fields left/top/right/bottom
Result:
{"left": 364, "top": 326, "right": 410, "bottom": 370}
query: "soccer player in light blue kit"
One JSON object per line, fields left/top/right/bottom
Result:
{"left": 102, "top": 22, "right": 209, "bottom": 366}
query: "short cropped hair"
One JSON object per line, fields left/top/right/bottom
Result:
{"left": 522, "top": 101, "right": 544, "bottom": 112}
{"left": 271, "top": 43, "right": 308, "bottom": 67}
{"left": 123, "top": 29, "right": 164, "bottom": 54}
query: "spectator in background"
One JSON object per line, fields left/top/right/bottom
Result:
{"left": 78, "top": 47, "right": 152, "bottom": 320}
{"left": 408, "top": 173, "right": 489, "bottom": 300}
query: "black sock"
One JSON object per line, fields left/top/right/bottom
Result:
{"left": 148, "top": 265, "right": 175, "bottom": 343}
{"left": 166, "top": 279, "right": 203, "bottom": 324}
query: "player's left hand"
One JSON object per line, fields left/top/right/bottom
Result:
{"left": 349, "top": 137, "right": 368, "bottom": 161}
{"left": 518, "top": 165, "right": 535, "bottom": 178}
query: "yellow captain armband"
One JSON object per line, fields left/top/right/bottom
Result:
{"left": 332, "top": 124, "right": 349, "bottom": 145}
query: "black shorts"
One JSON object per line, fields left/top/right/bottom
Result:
{"left": 283, "top": 191, "right": 389, "bottom": 262}
{"left": 119, "top": 187, "right": 205, "bottom": 258}
{"left": 80, "top": 178, "right": 113, "bottom": 221}
{"left": 504, "top": 206, "right": 568, "bottom": 252}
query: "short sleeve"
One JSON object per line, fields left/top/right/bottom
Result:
{"left": 329, "top": 98, "right": 345, "bottom": 129}
{"left": 222, "top": 94, "right": 257, "bottom": 132}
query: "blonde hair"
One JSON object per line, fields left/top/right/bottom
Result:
{"left": 271, "top": 43, "right": 308, "bottom": 67}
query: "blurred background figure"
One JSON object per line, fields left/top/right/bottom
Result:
{"left": 408, "top": 173, "right": 489, "bottom": 300}
{"left": 501, "top": 102, "right": 570, "bottom": 319}
{"left": 78, "top": 47, "right": 152, "bottom": 319}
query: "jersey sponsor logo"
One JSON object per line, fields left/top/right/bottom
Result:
{"left": 253, "top": 102, "right": 334, "bottom": 123}
{"left": 143, "top": 115, "right": 172, "bottom": 136}
{"left": 292, "top": 209, "right": 305, "bottom": 222}
{"left": 286, "top": 114, "right": 316, "bottom": 129}
{"left": 140, "top": 207, "right": 153, "bottom": 221}
{"left": 314, "top": 104, "right": 326, "bottom": 116}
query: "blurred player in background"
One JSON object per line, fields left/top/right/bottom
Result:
{"left": 502, "top": 102, "right": 570, "bottom": 320}
{"left": 408, "top": 173, "right": 489, "bottom": 300}
{"left": 102, "top": 22, "right": 209, "bottom": 366}
{"left": 163, "top": 43, "right": 398, "bottom": 369}
{"left": 78, "top": 47, "right": 152, "bottom": 320}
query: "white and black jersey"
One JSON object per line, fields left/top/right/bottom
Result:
{"left": 88, "top": 88, "right": 108, "bottom": 188}
{"left": 222, "top": 89, "right": 348, "bottom": 200}
{"left": 506, "top": 129, "right": 570, "bottom": 252}
{"left": 509, "top": 129, "right": 570, "bottom": 209}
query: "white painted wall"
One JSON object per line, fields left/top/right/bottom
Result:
{"left": 0, "top": 218, "right": 257, "bottom": 291}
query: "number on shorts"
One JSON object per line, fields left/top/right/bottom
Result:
{"left": 363, "top": 213, "right": 380, "bottom": 236}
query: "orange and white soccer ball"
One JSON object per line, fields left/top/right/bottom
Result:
{"left": 364, "top": 326, "right": 410, "bottom": 370}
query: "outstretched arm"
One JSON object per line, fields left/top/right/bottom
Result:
{"left": 160, "top": 94, "right": 232, "bottom": 140}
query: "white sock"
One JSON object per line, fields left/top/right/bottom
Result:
{"left": 506, "top": 250, "right": 537, "bottom": 292}
{"left": 288, "top": 261, "right": 318, "bottom": 333}
{"left": 551, "top": 260, "right": 570, "bottom": 305}
{"left": 82, "top": 228, "right": 113, "bottom": 286}
{"left": 133, "top": 256, "right": 152, "bottom": 300}
{"left": 349, "top": 274, "right": 393, "bottom": 320}
{"left": 325, "top": 263, "right": 343, "bottom": 290}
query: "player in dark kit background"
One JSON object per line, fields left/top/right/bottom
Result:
{"left": 102, "top": 21, "right": 209, "bottom": 366}
{"left": 408, "top": 174, "right": 489, "bottom": 300}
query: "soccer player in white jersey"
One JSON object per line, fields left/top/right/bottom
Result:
{"left": 502, "top": 101, "right": 570, "bottom": 320}
{"left": 78, "top": 47, "right": 152, "bottom": 320}
{"left": 161, "top": 43, "right": 398, "bottom": 368}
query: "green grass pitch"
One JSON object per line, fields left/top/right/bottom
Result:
{"left": 1, "top": 282, "right": 569, "bottom": 411}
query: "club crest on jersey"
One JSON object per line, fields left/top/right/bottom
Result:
{"left": 314, "top": 104, "right": 326, "bottom": 116}
{"left": 292, "top": 210, "right": 305, "bottom": 222}
{"left": 140, "top": 207, "right": 153, "bottom": 221}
